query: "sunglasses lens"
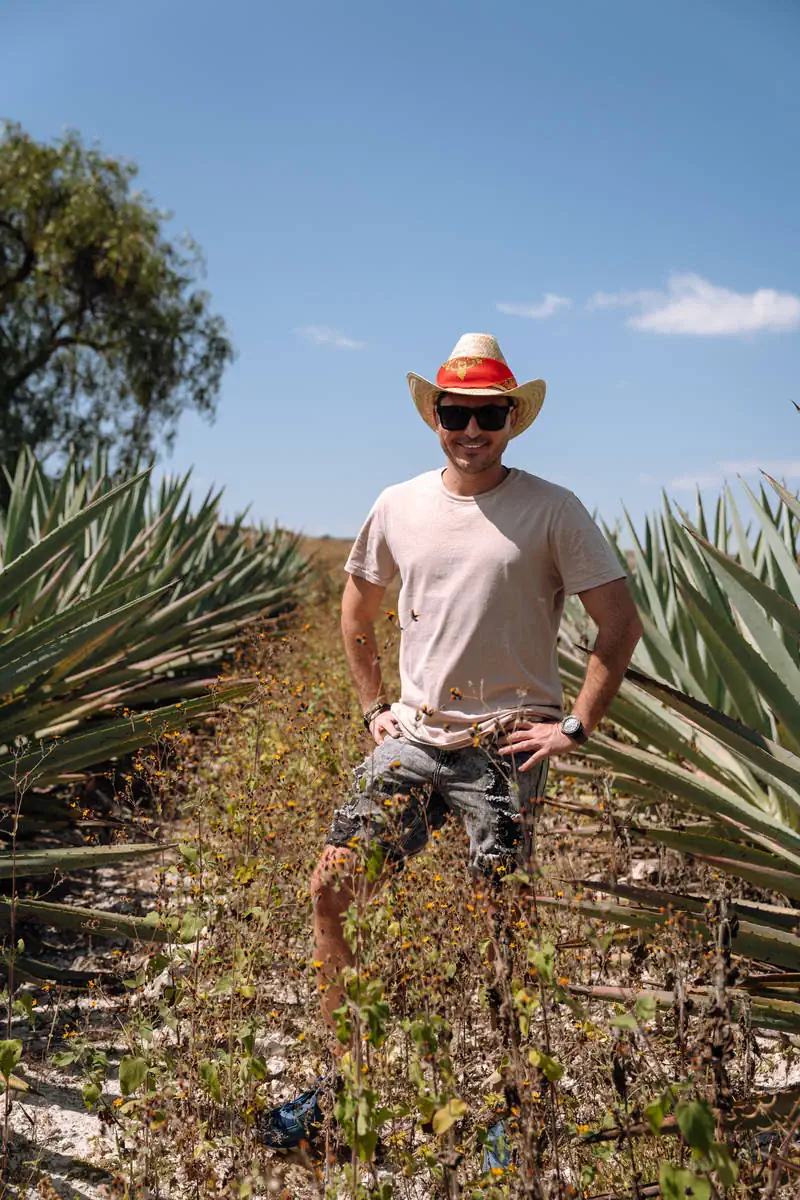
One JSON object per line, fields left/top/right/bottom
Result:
{"left": 437, "top": 406, "right": 469, "bottom": 430}
{"left": 437, "top": 404, "right": 511, "bottom": 431}
{"left": 478, "top": 406, "right": 510, "bottom": 431}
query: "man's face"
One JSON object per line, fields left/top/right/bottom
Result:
{"left": 435, "top": 392, "right": 518, "bottom": 475}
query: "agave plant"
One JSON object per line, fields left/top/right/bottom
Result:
{"left": 0, "top": 445, "right": 310, "bottom": 795}
{"left": 0, "top": 447, "right": 310, "bottom": 975}
{"left": 566, "top": 477, "right": 800, "bottom": 745}
{"left": 557, "top": 472, "right": 800, "bottom": 1030}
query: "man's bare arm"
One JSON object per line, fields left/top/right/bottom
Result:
{"left": 500, "top": 577, "right": 642, "bottom": 770}
{"left": 571, "top": 577, "right": 643, "bottom": 735}
{"left": 341, "top": 574, "right": 401, "bottom": 743}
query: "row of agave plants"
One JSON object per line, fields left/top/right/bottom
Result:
{"left": 0, "top": 445, "right": 310, "bottom": 978}
{"left": 561, "top": 471, "right": 800, "bottom": 1040}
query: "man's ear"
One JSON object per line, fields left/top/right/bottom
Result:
{"left": 509, "top": 403, "right": 519, "bottom": 429}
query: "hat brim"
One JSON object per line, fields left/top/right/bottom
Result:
{"left": 407, "top": 373, "right": 546, "bottom": 438}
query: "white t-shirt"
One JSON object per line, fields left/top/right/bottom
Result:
{"left": 345, "top": 468, "right": 625, "bottom": 748}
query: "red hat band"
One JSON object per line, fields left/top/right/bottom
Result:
{"left": 436, "top": 355, "right": 518, "bottom": 393}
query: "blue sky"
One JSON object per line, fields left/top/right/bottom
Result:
{"left": 2, "top": 0, "right": 799, "bottom": 537}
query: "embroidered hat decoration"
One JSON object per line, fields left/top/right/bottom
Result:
{"left": 407, "top": 333, "right": 546, "bottom": 439}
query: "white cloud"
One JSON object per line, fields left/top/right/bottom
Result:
{"left": 670, "top": 460, "right": 800, "bottom": 491}
{"left": 496, "top": 294, "right": 571, "bottom": 320}
{"left": 588, "top": 288, "right": 662, "bottom": 311}
{"left": 587, "top": 273, "right": 800, "bottom": 336}
{"left": 294, "top": 325, "right": 365, "bottom": 349}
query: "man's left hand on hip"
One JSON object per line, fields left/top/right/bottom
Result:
{"left": 498, "top": 721, "right": 582, "bottom": 772}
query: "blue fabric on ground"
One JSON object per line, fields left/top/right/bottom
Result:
{"left": 482, "top": 1119, "right": 511, "bottom": 1172}
{"left": 259, "top": 1082, "right": 324, "bottom": 1148}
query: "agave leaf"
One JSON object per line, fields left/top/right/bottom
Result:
{"left": 737, "top": 971, "right": 800, "bottom": 991}
{"left": 591, "top": 733, "right": 800, "bottom": 863}
{"left": 636, "top": 825, "right": 791, "bottom": 869}
{"left": 740, "top": 477, "right": 800, "bottom": 609}
{"left": 0, "top": 568, "right": 156, "bottom": 665}
{"left": 574, "top": 880, "right": 800, "bottom": 967}
{"left": 624, "top": 666, "right": 800, "bottom": 807}
{"left": 638, "top": 825, "right": 796, "bottom": 873}
{"left": 679, "top": 566, "right": 800, "bottom": 744}
{"left": 0, "top": 470, "right": 150, "bottom": 614}
{"left": 0, "top": 842, "right": 168, "bottom": 879}
{"left": 696, "top": 853, "right": 800, "bottom": 902}
{"left": 0, "top": 951, "right": 113, "bottom": 987}
{"left": 622, "top": 507, "right": 672, "bottom": 641}
{"left": 570, "top": 984, "right": 800, "bottom": 1036}
{"left": 634, "top": 610, "right": 704, "bottom": 694}
{"left": 686, "top": 528, "right": 800, "bottom": 641}
{"left": 600, "top": 672, "right": 763, "bottom": 798}
{"left": 580, "top": 878, "right": 800, "bottom": 933}
{"left": 0, "top": 897, "right": 170, "bottom": 942}
{"left": 0, "top": 587, "right": 173, "bottom": 694}
{"left": 673, "top": 574, "right": 773, "bottom": 733}
{"left": 764, "top": 472, "right": 800, "bottom": 525}
{"left": 0, "top": 682, "right": 254, "bottom": 798}
{"left": 2, "top": 451, "right": 37, "bottom": 563}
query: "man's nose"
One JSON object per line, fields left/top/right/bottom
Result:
{"left": 464, "top": 413, "right": 482, "bottom": 436}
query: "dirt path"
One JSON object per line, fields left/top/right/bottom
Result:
{"left": 2, "top": 859, "right": 166, "bottom": 1199}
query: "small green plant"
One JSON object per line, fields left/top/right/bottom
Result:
{"left": 52, "top": 1035, "right": 111, "bottom": 1111}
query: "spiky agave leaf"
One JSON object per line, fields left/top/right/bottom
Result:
{"left": 0, "top": 950, "right": 113, "bottom": 987}
{"left": 568, "top": 984, "right": 800, "bottom": 1038}
{"left": 1, "top": 445, "right": 309, "bottom": 761}
{"left": 0, "top": 841, "right": 169, "bottom": 879}
{"left": 0, "top": 682, "right": 254, "bottom": 798}
{"left": 0, "top": 897, "right": 171, "bottom": 942}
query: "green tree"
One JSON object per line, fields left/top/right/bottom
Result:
{"left": 0, "top": 122, "right": 233, "bottom": 479}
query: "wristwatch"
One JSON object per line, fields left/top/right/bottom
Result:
{"left": 560, "top": 715, "right": 588, "bottom": 745}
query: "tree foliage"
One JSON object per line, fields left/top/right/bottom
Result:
{"left": 0, "top": 122, "right": 233, "bottom": 475}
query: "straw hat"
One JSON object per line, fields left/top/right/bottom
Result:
{"left": 407, "top": 333, "right": 546, "bottom": 439}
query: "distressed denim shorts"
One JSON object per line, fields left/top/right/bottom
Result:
{"left": 325, "top": 735, "right": 550, "bottom": 876}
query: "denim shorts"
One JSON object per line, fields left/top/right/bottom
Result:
{"left": 325, "top": 735, "right": 550, "bottom": 876}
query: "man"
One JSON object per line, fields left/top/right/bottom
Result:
{"left": 261, "top": 332, "right": 642, "bottom": 1152}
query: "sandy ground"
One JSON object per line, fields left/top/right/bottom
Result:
{"left": 1, "top": 860, "right": 162, "bottom": 1199}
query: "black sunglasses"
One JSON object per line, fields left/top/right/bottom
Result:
{"left": 435, "top": 401, "right": 514, "bottom": 432}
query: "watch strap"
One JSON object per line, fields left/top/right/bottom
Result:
{"left": 363, "top": 700, "right": 391, "bottom": 731}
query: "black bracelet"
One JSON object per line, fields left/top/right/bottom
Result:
{"left": 363, "top": 701, "right": 391, "bottom": 731}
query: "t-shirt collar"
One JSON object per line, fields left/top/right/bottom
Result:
{"left": 438, "top": 466, "right": 516, "bottom": 502}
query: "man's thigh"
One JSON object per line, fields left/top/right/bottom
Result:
{"left": 443, "top": 747, "right": 549, "bottom": 876}
{"left": 325, "top": 738, "right": 447, "bottom": 865}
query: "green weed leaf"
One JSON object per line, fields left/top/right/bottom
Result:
{"left": 0, "top": 1039, "right": 22, "bottom": 1080}
{"left": 635, "top": 993, "right": 657, "bottom": 1024}
{"left": 432, "top": 1097, "right": 467, "bottom": 1135}
{"left": 527, "top": 1047, "right": 564, "bottom": 1082}
{"left": 709, "top": 1141, "right": 739, "bottom": 1188}
{"left": 51, "top": 1050, "right": 78, "bottom": 1068}
{"left": 200, "top": 1059, "right": 221, "bottom": 1103}
{"left": 119, "top": 1055, "right": 148, "bottom": 1096}
{"left": 676, "top": 1098, "right": 715, "bottom": 1156}
{"left": 82, "top": 1079, "right": 102, "bottom": 1109}
{"left": 645, "top": 1093, "right": 670, "bottom": 1135}
{"left": 659, "top": 1162, "right": 711, "bottom": 1200}
{"left": 180, "top": 909, "right": 205, "bottom": 942}
{"left": 178, "top": 842, "right": 200, "bottom": 867}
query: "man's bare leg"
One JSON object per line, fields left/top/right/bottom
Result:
{"left": 310, "top": 845, "right": 364, "bottom": 1048}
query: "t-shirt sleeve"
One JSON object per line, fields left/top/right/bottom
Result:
{"left": 550, "top": 493, "right": 626, "bottom": 595}
{"left": 344, "top": 493, "right": 398, "bottom": 586}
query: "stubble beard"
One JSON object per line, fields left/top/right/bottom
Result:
{"left": 442, "top": 439, "right": 505, "bottom": 476}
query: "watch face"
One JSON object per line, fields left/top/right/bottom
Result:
{"left": 562, "top": 716, "right": 582, "bottom": 736}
